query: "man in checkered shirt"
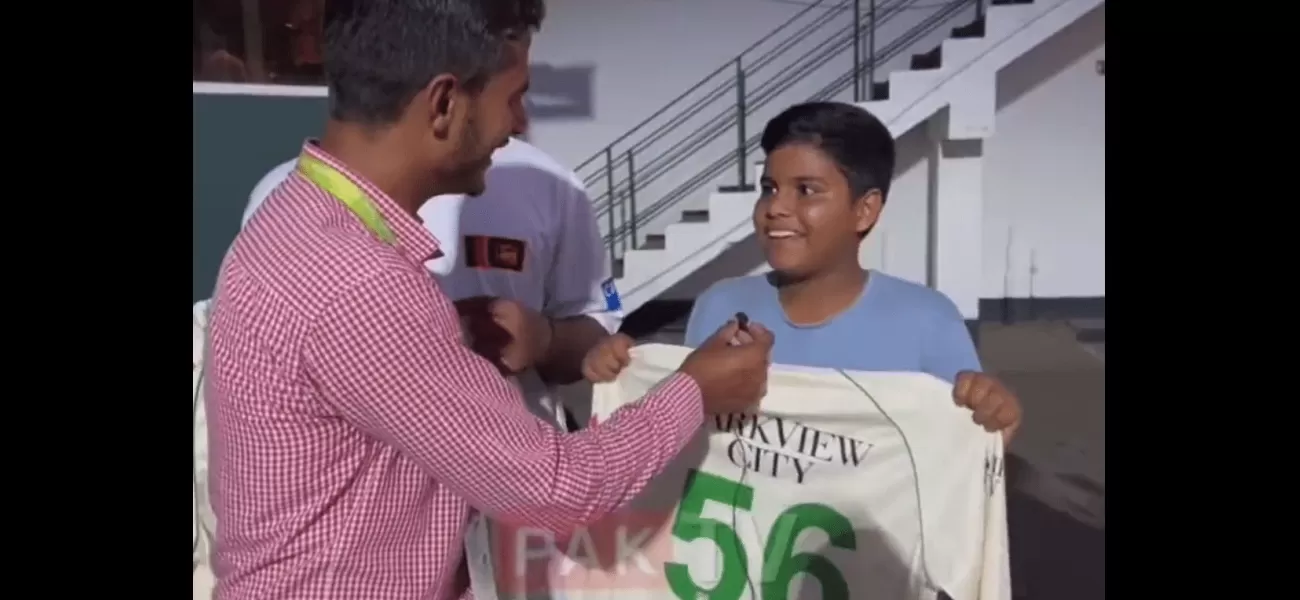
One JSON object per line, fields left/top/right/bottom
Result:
{"left": 203, "top": 1, "right": 775, "bottom": 599}
{"left": 244, "top": 134, "right": 620, "bottom": 433}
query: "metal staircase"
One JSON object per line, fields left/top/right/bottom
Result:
{"left": 573, "top": 0, "right": 1093, "bottom": 315}
{"left": 581, "top": 0, "right": 978, "bottom": 258}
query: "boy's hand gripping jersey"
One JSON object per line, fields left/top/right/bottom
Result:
{"left": 467, "top": 343, "right": 1011, "bottom": 600}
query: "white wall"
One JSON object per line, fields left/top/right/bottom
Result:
{"left": 530, "top": 0, "right": 975, "bottom": 167}
{"left": 982, "top": 5, "right": 1105, "bottom": 299}
{"left": 659, "top": 3, "right": 1105, "bottom": 301}
{"left": 530, "top": 0, "right": 978, "bottom": 248}
{"left": 529, "top": 0, "right": 804, "bottom": 169}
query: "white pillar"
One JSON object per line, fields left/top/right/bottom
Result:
{"left": 925, "top": 113, "right": 985, "bottom": 321}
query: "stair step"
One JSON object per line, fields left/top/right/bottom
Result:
{"left": 910, "top": 46, "right": 942, "bottom": 70}
{"left": 598, "top": 0, "right": 1062, "bottom": 310}
{"left": 951, "top": 16, "right": 985, "bottom": 38}
{"left": 870, "top": 80, "right": 890, "bottom": 101}
{"left": 681, "top": 209, "right": 709, "bottom": 223}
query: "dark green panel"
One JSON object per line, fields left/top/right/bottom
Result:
{"left": 193, "top": 94, "right": 327, "bottom": 302}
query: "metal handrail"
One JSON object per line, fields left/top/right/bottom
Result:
{"left": 579, "top": 0, "right": 855, "bottom": 192}
{"left": 579, "top": 1, "right": 856, "bottom": 213}
{"left": 573, "top": 0, "right": 841, "bottom": 175}
{"left": 576, "top": 0, "right": 978, "bottom": 266}
{"left": 627, "top": 0, "right": 972, "bottom": 232}
{"left": 592, "top": 0, "right": 917, "bottom": 226}
{"left": 604, "top": 0, "right": 975, "bottom": 254}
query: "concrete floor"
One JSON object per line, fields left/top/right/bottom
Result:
{"left": 978, "top": 321, "right": 1105, "bottom": 600}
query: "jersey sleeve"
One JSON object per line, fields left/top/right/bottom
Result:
{"left": 885, "top": 376, "right": 1011, "bottom": 600}
{"left": 543, "top": 179, "right": 623, "bottom": 334}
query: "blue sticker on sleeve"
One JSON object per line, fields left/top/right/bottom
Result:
{"left": 601, "top": 278, "right": 622, "bottom": 312}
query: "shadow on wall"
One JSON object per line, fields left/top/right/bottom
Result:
{"left": 995, "top": 4, "right": 1103, "bottom": 110}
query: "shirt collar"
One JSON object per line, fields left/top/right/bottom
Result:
{"left": 299, "top": 141, "right": 442, "bottom": 263}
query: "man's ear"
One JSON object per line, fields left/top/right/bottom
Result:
{"left": 424, "top": 74, "right": 459, "bottom": 140}
{"left": 855, "top": 189, "right": 884, "bottom": 236}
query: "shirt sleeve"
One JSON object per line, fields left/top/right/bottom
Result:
{"left": 542, "top": 181, "right": 623, "bottom": 334}
{"left": 920, "top": 294, "right": 983, "bottom": 383}
{"left": 303, "top": 266, "right": 703, "bottom": 531}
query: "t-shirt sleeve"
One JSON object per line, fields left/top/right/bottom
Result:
{"left": 920, "top": 294, "right": 983, "bottom": 383}
{"left": 543, "top": 179, "right": 623, "bottom": 334}
{"left": 684, "top": 285, "right": 727, "bottom": 348}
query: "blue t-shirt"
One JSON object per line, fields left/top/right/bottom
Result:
{"left": 684, "top": 271, "right": 981, "bottom": 383}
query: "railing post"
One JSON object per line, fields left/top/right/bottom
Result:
{"left": 867, "top": 0, "right": 877, "bottom": 93}
{"left": 734, "top": 57, "right": 747, "bottom": 188}
{"left": 853, "top": 0, "right": 862, "bottom": 102}
{"left": 604, "top": 147, "right": 616, "bottom": 262}
{"left": 626, "top": 150, "right": 638, "bottom": 247}
{"left": 618, "top": 163, "right": 628, "bottom": 255}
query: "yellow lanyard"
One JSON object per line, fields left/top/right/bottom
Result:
{"left": 297, "top": 155, "right": 398, "bottom": 245}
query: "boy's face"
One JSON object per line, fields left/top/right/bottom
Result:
{"left": 753, "top": 144, "right": 880, "bottom": 280}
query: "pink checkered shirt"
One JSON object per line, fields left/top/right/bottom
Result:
{"left": 205, "top": 142, "right": 704, "bottom": 600}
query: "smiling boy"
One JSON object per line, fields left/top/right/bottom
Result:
{"left": 583, "top": 101, "right": 1021, "bottom": 440}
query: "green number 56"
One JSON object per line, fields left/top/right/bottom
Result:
{"left": 663, "top": 469, "right": 857, "bottom": 600}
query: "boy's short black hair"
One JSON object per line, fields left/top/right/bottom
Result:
{"left": 323, "top": 0, "right": 546, "bottom": 125}
{"left": 759, "top": 101, "right": 895, "bottom": 204}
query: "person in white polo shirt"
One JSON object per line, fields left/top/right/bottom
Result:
{"left": 242, "top": 136, "right": 622, "bottom": 431}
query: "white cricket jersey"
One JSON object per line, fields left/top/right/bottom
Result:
{"left": 241, "top": 138, "right": 624, "bottom": 428}
{"left": 466, "top": 344, "right": 1011, "bottom": 600}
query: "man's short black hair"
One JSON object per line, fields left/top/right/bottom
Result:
{"left": 323, "top": 0, "right": 546, "bottom": 125}
{"left": 759, "top": 101, "right": 895, "bottom": 204}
